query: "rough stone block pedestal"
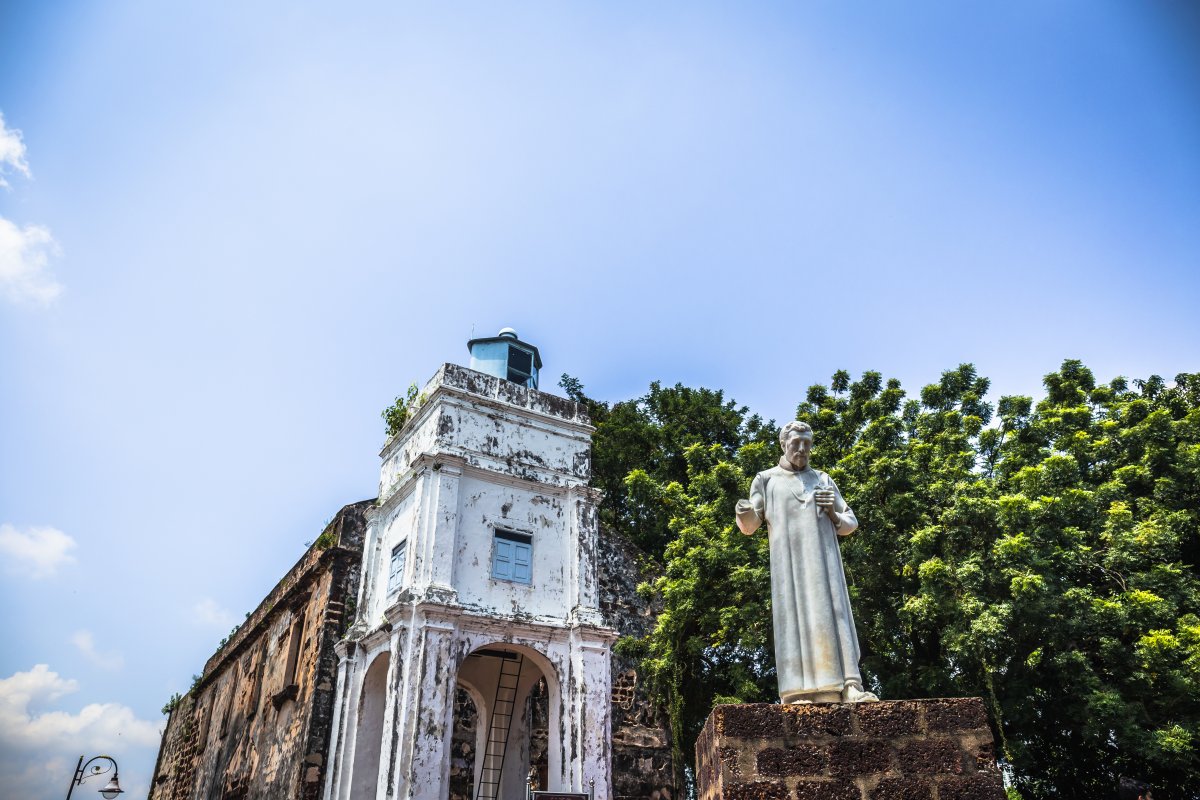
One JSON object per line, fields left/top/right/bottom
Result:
{"left": 695, "top": 699, "right": 1005, "bottom": 800}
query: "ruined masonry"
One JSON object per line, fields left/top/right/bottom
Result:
{"left": 150, "top": 330, "right": 675, "bottom": 800}
{"left": 695, "top": 700, "right": 1005, "bottom": 800}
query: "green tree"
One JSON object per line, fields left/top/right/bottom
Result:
{"left": 631, "top": 439, "right": 779, "bottom": 774}
{"left": 968, "top": 364, "right": 1200, "bottom": 798}
{"left": 620, "top": 363, "right": 1200, "bottom": 799}
{"left": 560, "top": 374, "right": 772, "bottom": 559}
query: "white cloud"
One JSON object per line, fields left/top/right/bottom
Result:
{"left": 0, "top": 665, "right": 162, "bottom": 800}
{"left": 0, "top": 112, "right": 62, "bottom": 306}
{"left": 70, "top": 630, "right": 125, "bottom": 671}
{"left": 0, "top": 217, "right": 63, "bottom": 306}
{"left": 191, "top": 596, "right": 237, "bottom": 629}
{"left": 0, "top": 111, "right": 32, "bottom": 187}
{"left": 0, "top": 523, "right": 77, "bottom": 578}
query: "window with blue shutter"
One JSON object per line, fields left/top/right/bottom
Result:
{"left": 387, "top": 541, "right": 408, "bottom": 594}
{"left": 492, "top": 529, "right": 532, "bottom": 584}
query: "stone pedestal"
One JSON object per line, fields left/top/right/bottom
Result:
{"left": 695, "top": 699, "right": 1005, "bottom": 800}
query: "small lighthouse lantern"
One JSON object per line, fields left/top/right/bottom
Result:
{"left": 467, "top": 327, "right": 542, "bottom": 389}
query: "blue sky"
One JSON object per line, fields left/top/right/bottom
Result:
{"left": 1, "top": 2, "right": 1198, "bottom": 796}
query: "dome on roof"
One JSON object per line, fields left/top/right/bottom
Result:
{"left": 498, "top": 327, "right": 518, "bottom": 339}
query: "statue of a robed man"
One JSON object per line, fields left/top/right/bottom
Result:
{"left": 735, "top": 421, "right": 878, "bottom": 704}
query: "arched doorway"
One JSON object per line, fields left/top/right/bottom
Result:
{"left": 454, "top": 644, "right": 559, "bottom": 800}
{"left": 350, "top": 652, "right": 390, "bottom": 800}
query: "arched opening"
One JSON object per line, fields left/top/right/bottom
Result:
{"left": 454, "top": 644, "right": 559, "bottom": 800}
{"left": 350, "top": 652, "right": 390, "bottom": 800}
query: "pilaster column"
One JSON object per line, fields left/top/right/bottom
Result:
{"left": 425, "top": 462, "right": 461, "bottom": 594}
{"left": 566, "top": 629, "right": 615, "bottom": 798}
{"left": 567, "top": 486, "right": 603, "bottom": 626}
{"left": 323, "top": 642, "right": 360, "bottom": 800}
{"left": 390, "top": 617, "right": 458, "bottom": 800}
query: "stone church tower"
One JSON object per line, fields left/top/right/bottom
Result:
{"left": 148, "top": 330, "right": 673, "bottom": 800}
{"left": 323, "top": 330, "right": 618, "bottom": 800}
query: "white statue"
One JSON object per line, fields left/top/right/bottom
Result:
{"left": 735, "top": 421, "right": 878, "bottom": 704}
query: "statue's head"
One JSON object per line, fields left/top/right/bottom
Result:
{"left": 780, "top": 421, "right": 814, "bottom": 470}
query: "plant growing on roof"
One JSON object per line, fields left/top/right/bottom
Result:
{"left": 382, "top": 382, "right": 427, "bottom": 439}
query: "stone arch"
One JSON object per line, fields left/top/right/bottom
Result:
{"left": 454, "top": 642, "right": 561, "bottom": 800}
{"left": 350, "top": 651, "right": 390, "bottom": 800}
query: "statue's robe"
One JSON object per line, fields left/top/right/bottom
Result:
{"left": 736, "top": 463, "right": 863, "bottom": 702}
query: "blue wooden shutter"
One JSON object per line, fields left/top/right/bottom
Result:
{"left": 388, "top": 541, "right": 408, "bottom": 594}
{"left": 492, "top": 538, "right": 513, "bottom": 580}
{"left": 512, "top": 541, "right": 532, "bottom": 584}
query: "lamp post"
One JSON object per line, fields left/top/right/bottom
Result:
{"left": 65, "top": 755, "right": 123, "bottom": 799}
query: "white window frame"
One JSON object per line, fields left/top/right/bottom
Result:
{"left": 387, "top": 540, "right": 408, "bottom": 595}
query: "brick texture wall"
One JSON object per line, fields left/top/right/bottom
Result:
{"left": 148, "top": 501, "right": 371, "bottom": 800}
{"left": 695, "top": 700, "right": 1005, "bottom": 800}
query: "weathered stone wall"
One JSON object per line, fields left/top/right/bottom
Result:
{"left": 365, "top": 362, "right": 601, "bottom": 635}
{"left": 376, "top": 363, "right": 592, "bottom": 503}
{"left": 528, "top": 677, "right": 550, "bottom": 789}
{"left": 448, "top": 687, "right": 479, "bottom": 800}
{"left": 598, "top": 524, "right": 677, "bottom": 800}
{"left": 695, "top": 700, "right": 1005, "bottom": 800}
{"left": 152, "top": 693, "right": 200, "bottom": 797}
{"left": 149, "top": 501, "right": 371, "bottom": 800}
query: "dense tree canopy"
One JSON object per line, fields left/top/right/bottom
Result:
{"left": 565, "top": 361, "right": 1200, "bottom": 800}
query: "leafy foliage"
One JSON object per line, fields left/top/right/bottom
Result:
{"left": 580, "top": 363, "right": 1200, "bottom": 799}
{"left": 161, "top": 692, "right": 183, "bottom": 716}
{"left": 314, "top": 526, "right": 338, "bottom": 550}
{"left": 561, "top": 374, "right": 773, "bottom": 559}
{"left": 216, "top": 622, "right": 241, "bottom": 650}
{"left": 381, "top": 382, "right": 427, "bottom": 439}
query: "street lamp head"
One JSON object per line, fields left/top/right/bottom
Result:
{"left": 67, "top": 754, "right": 123, "bottom": 800}
{"left": 99, "top": 775, "right": 123, "bottom": 798}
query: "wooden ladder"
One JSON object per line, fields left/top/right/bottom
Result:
{"left": 475, "top": 652, "right": 525, "bottom": 800}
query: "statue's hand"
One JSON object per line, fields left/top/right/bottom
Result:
{"left": 735, "top": 498, "right": 763, "bottom": 535}
{"left": 814, "top": 489, "right": 835, "bottom": 510}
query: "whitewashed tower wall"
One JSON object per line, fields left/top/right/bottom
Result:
{"left": 324, "top": 362, "right": 616, "bottom": 800}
